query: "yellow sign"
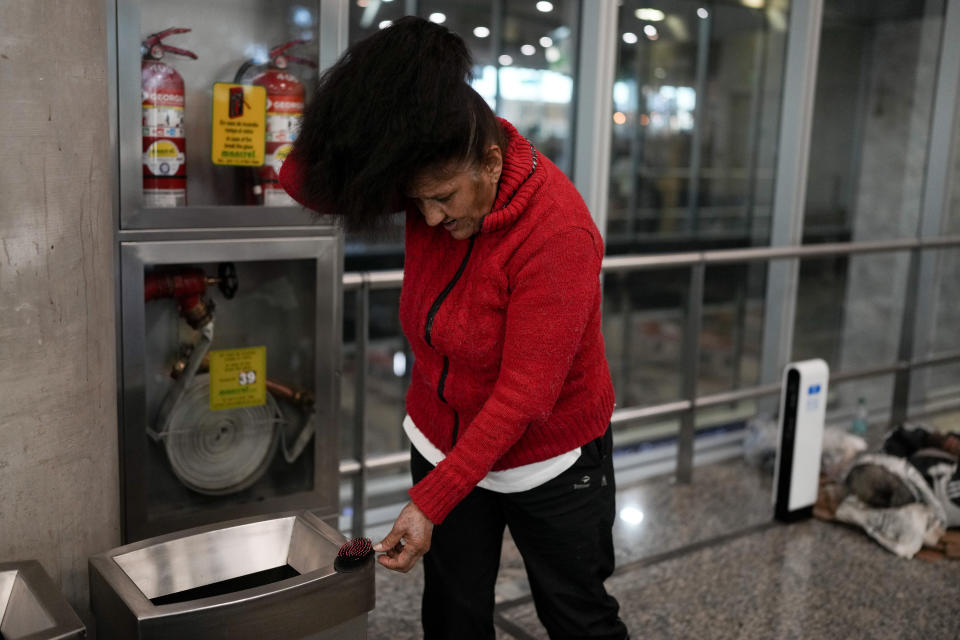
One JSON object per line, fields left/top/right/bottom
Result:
{"left": 210, "top": 82, "right": 266, "bottom": 166}
{"left": 208, "top": 346, "right": 267, "bottom": 411}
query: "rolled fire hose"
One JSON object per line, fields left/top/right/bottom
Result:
{"left": 162, "top": 373, "right": 282, "bottom": 496}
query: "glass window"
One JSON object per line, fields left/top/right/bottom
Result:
{"left": 803, "top": 1, "right": 945, "bottom": 242}
{"left": 608, "top": 0, "right": 788, "bottom": 251}
{"left": 136, "top": 1, "right": 322, "bottom": 211}
{"left": 602, "top": 266, "right": 687, "bottom": 409}
{"left": 792, "top": 252, "right": 909, "bottom": 418}
{"left": 348, "top": 0, "right": 580, "bottom": 177}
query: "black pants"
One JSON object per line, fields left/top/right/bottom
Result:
{"left": 411, "top": 427, "right": 628, "bottom": 640}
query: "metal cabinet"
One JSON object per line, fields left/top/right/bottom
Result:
{"left": 109, "top": 0, "right": 343, "bottom": 542}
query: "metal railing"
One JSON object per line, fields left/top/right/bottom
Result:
{"left": 339, "top": 235, "right": 960, "bottom": 537}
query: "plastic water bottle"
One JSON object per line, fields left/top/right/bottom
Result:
{"left": 851, "top": 397, "right": 868, "bottom": 436}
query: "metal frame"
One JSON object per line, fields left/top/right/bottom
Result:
{"left": 573, "top": 0, "right": 617, "bottom": 235}
{"left": 758, "top": 0, "right": 824, "bottom": 386}
{"left": 337, "top": 235, "right": 960, "bottom": 537}
{"left": 118, "top": 230, "right": 342, "bottom": 542}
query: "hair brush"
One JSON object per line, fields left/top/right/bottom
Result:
{"left": 334, "top": 537, "right": 374, "bottom": 572}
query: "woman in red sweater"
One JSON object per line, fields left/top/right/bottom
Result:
{"left": 281, "top": 17, "right": 628, "bottom": 640}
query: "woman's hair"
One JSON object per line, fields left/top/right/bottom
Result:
{"left": 294, "top": 16, "right": 506, "bottom": 232}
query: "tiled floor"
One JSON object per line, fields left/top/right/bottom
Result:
{"left": 367, "top": 457, "right": 960, "bottom": 639}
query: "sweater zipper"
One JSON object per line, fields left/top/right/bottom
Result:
{"left": 425, "top": 236, "right": 475, "bottom": 446}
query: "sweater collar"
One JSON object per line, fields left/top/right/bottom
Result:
{"left": 480, "top": 119, "right": 546, "bottom": 234}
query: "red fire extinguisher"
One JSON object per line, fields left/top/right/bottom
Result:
{"left": 142, "top": 28, "right": 197, "bottom": 208}
{"left": 244, "top": 40, "right": 316, "bottom": 206}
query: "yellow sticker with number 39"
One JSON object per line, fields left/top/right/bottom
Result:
{"left": 208, "top": 346, "right": 267, "bottom": 411}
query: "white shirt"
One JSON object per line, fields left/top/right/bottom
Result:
{"left": 404, "top": 414, "right": 580, "bottom": 493}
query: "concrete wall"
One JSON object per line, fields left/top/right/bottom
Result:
{"left": 0, "top": 0, "right": 120, "bottom": 624}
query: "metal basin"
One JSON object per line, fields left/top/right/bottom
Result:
{"left": 0, "top": 560, "right": 86, "bottom": 639}
{"left": 89, "top": 511, "right": 373, "bottom": 640}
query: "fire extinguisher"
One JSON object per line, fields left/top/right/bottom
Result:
{"left": 141, "top": 28, "right": 197, "bottom": 208}
{"left": 236, "top": 40, "right": 316, "bottom": 206}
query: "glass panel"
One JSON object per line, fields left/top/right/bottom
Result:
{"left": 699, "top": 264, "right": 766, "bottom": 396}
{"left": 828, "top": 376, "right": 895, "bottom": 448}
{"left": 345, "top": 0, "right": 581, "bottom": 265}
{"left": 142, "top": 258, "right": 317, "bottom": 523}
{"left": 803, "top": 1, "right": 945, "bottom": 242}
{"left": 602, "top": 267, "right": 687, "bottom": 409}
{"left": 915, "top": 362, "right": 960, "bottom": 429}
{"left": 930, "top": 248, "right": 960, "bottom": 354}
{"left": 608, "top": 0, "right": 788, "bottom": 250}
{"left": 139, "top": 1, "right": 321, "bottom": 208}
{"left": 793, "top": 253, "right": 908, "bottom": 417}
{"left": 341, "top": 287, "right": 409, "bottom": 458}
{"left": 916, "top": 248, "right": 960, "bottom": 418}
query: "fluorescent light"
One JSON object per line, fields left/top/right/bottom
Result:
{"left": 428, "top": 12, "right": 446, "bottom": 24}
{"left": 474, "top": 26, "right": 490, "bottom": 38}
{"left": 622, "top": 32, "right": 638, "bottom": 44}
{"left": 536, "top": 1, "right": 554, "bottom": 13}
{"left": 498, "top": 54, "right": 513, "bottom": 66}
{"left": 635, "top": 8, "right": 665, "bottom": 21}
{"left": 540, "top": 36, "right": 553, "bottom": 48}
{"left": 521, "top": 44, "right": 536, "bottom": 56}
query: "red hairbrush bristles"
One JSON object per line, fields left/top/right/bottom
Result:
{"left": 334, "top": 537, "right": 373, "bottom": 571}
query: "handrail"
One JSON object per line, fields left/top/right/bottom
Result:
{"left": 337, "top": 348, "right": 960, "bottom": 478}
{"left": 338, "top": 236, "right": 960, "bottom": 535}
{"left": 342, "top": 235, "right": 960, "bottom": 287}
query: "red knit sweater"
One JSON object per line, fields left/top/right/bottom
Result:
{"left": 281, "top": 119, "right": 616, "bottom": 524}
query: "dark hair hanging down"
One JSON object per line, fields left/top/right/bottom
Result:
{"left": 293, "top": 16, "right": 506, "bottom": 232}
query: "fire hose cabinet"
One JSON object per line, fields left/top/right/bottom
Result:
{"left": 118, "top": 232, "right": 342, "bottom": 542}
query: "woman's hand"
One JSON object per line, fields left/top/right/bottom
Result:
{"left": 373, "top": 501, "right": 434, "bottom": 572}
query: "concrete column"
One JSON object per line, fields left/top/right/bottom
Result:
{"left": 0, "top": 0, "right": 120, "bottom": 623}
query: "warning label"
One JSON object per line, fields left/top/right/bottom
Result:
{"left": 208, "top": 346, "right": 267, "bottom": 411}
{"left": 210, "top": 82, "right": 266, "bottom": 167}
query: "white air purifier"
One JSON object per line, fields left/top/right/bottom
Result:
{"left": 773, "top": 359, "right": 829, "bottom": 522}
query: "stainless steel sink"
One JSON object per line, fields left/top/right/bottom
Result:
{"left": 0, "top": 560, "right": 86, "bottom": 640}
{"left": 89, "top": 511, "right": 373, "bottom": 640}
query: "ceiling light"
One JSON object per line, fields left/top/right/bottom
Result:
{"left": 428, "top": 12, "right": 446, "bottom": 24}
{"left": 378, "top": 20, "right": 392, "bottom": 29}
{"left": 545, "top": 47, "right": 561, "bottom": 63}
{"left": 536, "top": 1, "right": 554, "bottom": 13}
{"left": 635, "top": 8, "right": 665, "bottom": 21}
{"left": 613, "top": 112, "right": 627, "bottom": 125}
{"left": 498, "top": 54, "right": 513, "bottom": 66}
{"left": 540, "top": 36, "right": 553, "bottom": 48}
{"left": 521, "top": 44, "right": 536, "bottom": 56}
{"left": 644, "top": 24, "right": 658, "bottom": 38}
{"left": 622, "top": 32, "right": 638, "bottom": 44}
{"left": 474, "top": 26, "right": 490, "bottom": 38}
{"left": 697, "top": 7, "right": 709, "bottom": 18}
